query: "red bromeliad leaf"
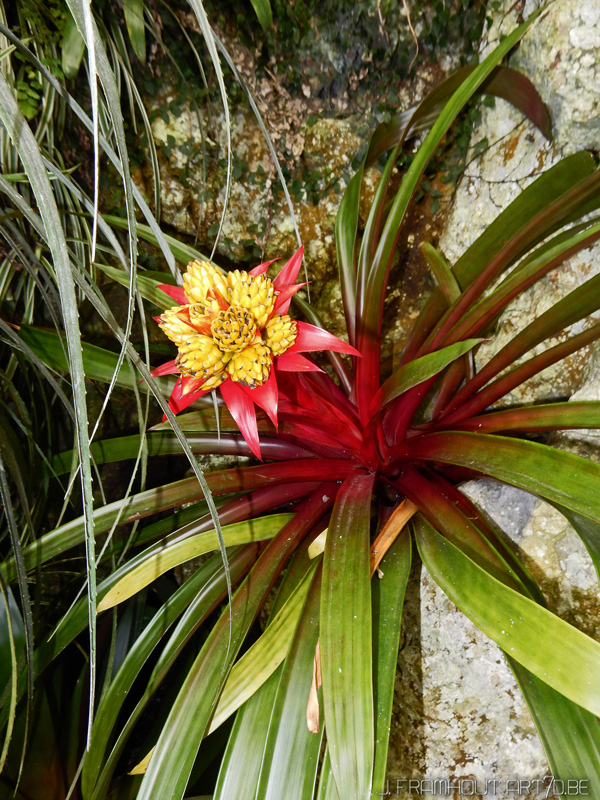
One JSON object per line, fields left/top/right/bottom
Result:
{"left": 249, "top": 258, "right": 279, "bottom": 277}
{"left": 151, "top": 359, "right": 179, "bottom": 377}
{"left": 240, "top": 369, "right": 279, "bottom": 429}
{"left": 220, "top": 379, "right": 261, "bottom": 459}
{"left": 158, "top": 283, "right": 188, "bottom": 305}
{"left": 273, "top": 244, "right": 304, "bottom": 289}
{"left": 273, "top": 282, "right": 308, "bottom": 315}
{"left": 167, "top": 376, "right": 209, "bottom": 416}
{"left": 289, "top": 322, "right": 361, "bottom": 356}
{"left": 275, "top": 352, "right": 322, "bottom": 373}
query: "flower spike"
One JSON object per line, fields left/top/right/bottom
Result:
{"left": 153, "top": 245, "right": 353, "bottom": 456}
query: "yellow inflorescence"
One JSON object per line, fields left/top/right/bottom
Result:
{"left": 227, "top": 342, "right": 272, "bottom": 388}
{"left": 183, "top": 261, "right": 228, "bottom": 311}
{"left": 160, "top": 261, "right": 298, "bottom": 390}
{"left": 264, "top": 315, "right": 297, "bottom": 356}
{"left": 211, "top": 307, "right": 257, "bottom": 352}
{"left": 157, "top": 307, "right": 197, "bottom": 346}
{"left": 227, "top": 271, "right": 275, "bottom": 328}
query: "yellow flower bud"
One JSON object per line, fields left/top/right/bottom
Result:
{"left": 156, "top": 307, "right": 197, "bottom": 346}
{"left": 227, "top": 342, "right": 272, "bottom": 388}
{"left": 211, "top": 306, "right": 258, "bottom": 353}
{"left": 227, "top": 271, "right": 275, "bottom": 328}
{"left": 176, "top": 334, "right": 231, "bottom": 386}
{"left": 264, "top": 314, "right": 298, "bottom": 356}
{"left": 183, "top": 260, "right": 228, "bottom": 311}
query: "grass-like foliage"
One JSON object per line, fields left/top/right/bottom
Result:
{"left": 4, "top": 3, "right": 600, "bottom": 799}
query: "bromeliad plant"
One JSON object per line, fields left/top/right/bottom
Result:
{"left": 7, "top": 8, "right": 600, "bottom": 800}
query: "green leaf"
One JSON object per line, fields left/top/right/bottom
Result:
{"left": 371, "top": 530, "right": 411, "bottom": 797}
{"left": 321, "top": 472, "right": 375, "bottom": 800}
{"left": 256, "top": 570, "right": 324, "bottom": 800}
{"left": 316, "top": 750, "right": 340, "bottom": 800}
{"left": 403, "top": 151, "right": 598, "bottom": 362}
{"left": 61, "top": 8, "right": 85, "bottom": 79}
{"left": 208, "top": 561, "right": 318, "bottom": 734}
{"left": 96, "top": 264, "right": 174, "bottom": 309}
{"left": 249, "top": 0, "right": 273, "bottom": 30}
{"left": 103, "top": 215, "right": 215, "bottom": 266}
{"left": 135, "top": 493, "right": 328, "bottom": 800}
{"left": 18, "top": 324, "right": 171, "bottom": 393}
{"left": 213, "top": 668, "right": 283, "bottom": 799}
{"left": 420, "top": 242, "right": 462, "bottom": 305}
{"left": 81, "top": 549, "right": 254, "bottom": 799}
{"left": 123, "top": 0, "right": 146, "bottom": 61}
{"left": 406, "top": 432, "right": 600, "bottom": 524}
{"left": 511, "top": 660, "right": 600, "bottom": 792}
{"left": 374, "top": 339, "right": 482, "bottom": 411}
{"left": 455, "top": 401, "right": 600, "bottom": 434}
{"left": 98, "top": 513, "right": 293, "bottom": 611}
{"left": 415, "top": 517, "right": 600, "bottom": 716}
{"left": 360, "top": 12, "right": 541, "bottom": 392}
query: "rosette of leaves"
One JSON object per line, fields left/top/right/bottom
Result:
{"left": 6, "top": 8, "right": 600, "bottom": 800}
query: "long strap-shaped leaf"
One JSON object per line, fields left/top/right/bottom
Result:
{"left": 98, "top": 513, "right": 294, "bottom": 611}
{"left": 213, "top": 550, "right": 321, "bottom": 800}
{"left": 80, "top": 547, "right": 255, "bottom": 799}
{"left": 135, "top": 489, "right": 333, "bottom": 800}
{"left": 257, "top": 570, "right": 324, "bottom": 800}
{"left": 415, "top": 518, "right": 600, "bottom": 716}
{"left": 0, "top": 71, "right": 98, "bottom": 735}
{"left": 510, "top": 659, "right": 600, "bottom": 791}
{"left": 404, "top": 431, "right": 600, "bottom": 523}
{"left": 450, "top": 401, "right": 600, "bottom": 435}
{"left": 321, "top": 471, "right": 375, "bottom": 800}
{"left": 4, "top": 460, "right": 352, "bottom": 580}
{"left": 371, "top": 530, "right": 412, "bottom": 797}
{"left": 441, "top": 271, "right": 600, "bottom": 421}
{"left": 354, "top": 11, "right": 541, "bottom": 418}
{"left": 401, "top": 150, "right": 598, "bottom": 363}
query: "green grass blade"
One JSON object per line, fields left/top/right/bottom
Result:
{"left": 321, "top": 472, "right": 375, "bottom": 800}
{"left": 18, "top": 324, "right": 172, "bottom": 393}
{"left": 95, "top": 263, "right": 175, "bottom": 309}
{"left": 416, "top": 517, "right": 600, "bottom": 716}
{"left": 103, "top": 215, "right": 213, "bottom": 265}
{"left": 249, "top": 0, "right": 272, "bottom": 30}
{"left": 61, "top": 7, "right": 85, "bottom": 79}
{"left": 0, "top": 69, "right": 98, "bottom": 740}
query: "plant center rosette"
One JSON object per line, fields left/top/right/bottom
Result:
{"left": 152, "top": 245, "right": 359, "bottom": 458}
